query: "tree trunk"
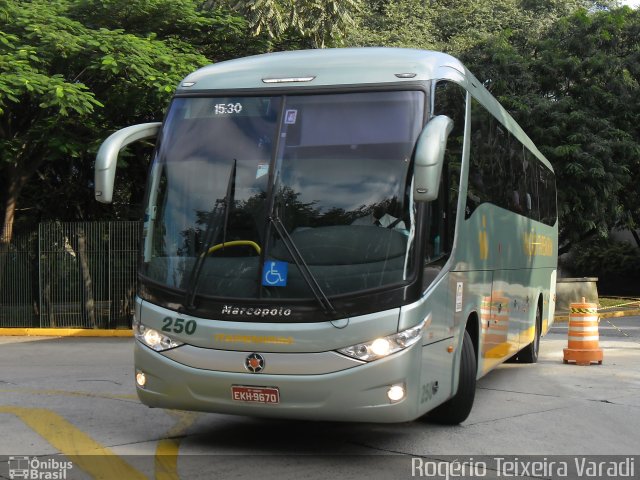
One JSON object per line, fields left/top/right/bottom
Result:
{"left": 0, "top": 186, "right": 20, "bottom": 294}
{"left": 76, "top": 227, "right": 98, "bottom": 328}
{"left": 0, "top": 154, "right": 44, "bottom": 282}
{"left": 42, "top": 277, "right": 55, "bottom": 327}
{"left": 1, "top": 195, "right": 17, "bottom": 244}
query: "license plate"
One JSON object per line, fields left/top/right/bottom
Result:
{"left": 231, "top": 386, "right": 280, "bottom": 404}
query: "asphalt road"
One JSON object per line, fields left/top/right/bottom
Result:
{"left": 1, "top": 317, "right": 639, "bottom": 479}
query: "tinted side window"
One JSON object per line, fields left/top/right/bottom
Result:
{"left": 538, "top": 163, "right": 557, "bottom": 226}
{"left": 523, "top": 149, "right": 539, "bottom": 220}
{"left": 467, "top": 98, "right": 556, "bottom": 226}
{"left": 467, "top": 98, "right": 509, "bottom": 218}
{"left": 424, "top": 81, "right": 465, "bottom": 270}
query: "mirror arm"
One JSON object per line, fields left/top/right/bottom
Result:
{"left": 95, "top": 122, "right": 162, "bottom": 203}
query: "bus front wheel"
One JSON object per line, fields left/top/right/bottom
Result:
{"left": 425, "top": 329, "right": 476, "bottom": 425}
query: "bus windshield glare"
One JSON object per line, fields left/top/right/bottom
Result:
{"left": 141, "top": 91, "right": 425, "bottom": 304}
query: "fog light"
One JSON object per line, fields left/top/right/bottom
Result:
{"left": 136, "top": 371, "right": 146, "bottom": 388}
{"left": 387, "top": 384, "right": 405, "bottom": 403}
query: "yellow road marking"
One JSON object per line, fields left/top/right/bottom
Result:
{"left": 0, "top": 406, "right": 146, "bottom": 479}
{"left": 0, "top": 387, "right": 137, "bottom": 401}
{"left": 0, "top": 388, "right": 200, "bottom": 480}
{"left": 155, "top": 411, "right": 200, "bottom": 480}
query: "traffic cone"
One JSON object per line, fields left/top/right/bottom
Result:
{"left": 563, "top": 299, "right": 603, "bottom": 366}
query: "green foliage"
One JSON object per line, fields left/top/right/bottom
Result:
{"left": 421, "top": 3, "right": 635, "bottom": 251}
{"left": 232, "top": 0, "right": 362, "bottom": 48}
{"left": 0, "top": 0, "right": 246, "bottom": 235}
{"left": 69, "top": 0, "right": 254, "bottom": 61}
{"left": 347, "top": 0, "right": 438, "bottom": 48}
{"left": 482, "top": 7, "right": 640, "bottom": 249}
{"left": 568, "top": 238, "right": 640, "bottom": 279}
{"left": 349, "top": 0, "right": 605, "bottom": 54}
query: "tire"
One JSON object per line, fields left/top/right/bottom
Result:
{"left": 512, "top": 304, "right": 541, "bottom": 364}
{"left": 426, "top": 330, "right": 477, "bottom": 425}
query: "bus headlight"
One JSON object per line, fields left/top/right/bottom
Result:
{"left": 135, "top": 323, "right": 184, "bottom": 352}
{"left": 337, "top": 320, "right": 426, "bottom": 362}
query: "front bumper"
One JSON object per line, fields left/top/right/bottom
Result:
{"left": 135, "top": 340, "right": 427, "bottom": 423}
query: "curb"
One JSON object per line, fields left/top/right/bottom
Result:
{"left": 554, "top": 309, "right": 640, "bottom": 323}
{"left": 0, "top": 328, "right": 133, "bottom": 337}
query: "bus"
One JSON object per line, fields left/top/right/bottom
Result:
{"left": 95, "top": 48, "right": 557, "bottom": 424}
{"left": 8, "top": 456, "right": 30, "bottom": 478}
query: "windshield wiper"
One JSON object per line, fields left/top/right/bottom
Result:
{"left": 183, "top": 159, "right": 236, "bottom": 310}
{"left": 267, "top": 215, "right": 336, "bottom": 316}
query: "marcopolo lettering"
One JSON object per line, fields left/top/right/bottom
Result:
{"left": 221, "top": 305, "right": 292, "bottom": 317}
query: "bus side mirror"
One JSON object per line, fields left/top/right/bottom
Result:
{"left": 414, "top": 115, "right": 454, "bottom": 202}
{"left": 95, "top": 122, "right": 162, "bottom": 204}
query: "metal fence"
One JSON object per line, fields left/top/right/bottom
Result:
{"left": 0, "top": 222, "right": 140, "bottom": 329}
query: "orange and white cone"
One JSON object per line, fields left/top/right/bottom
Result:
{"left": 563, "top": 300, "right": 603, "bottom": 366}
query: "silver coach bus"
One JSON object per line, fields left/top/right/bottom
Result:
{"left": 95, "top": 48, "right": 557, "bottom": 424}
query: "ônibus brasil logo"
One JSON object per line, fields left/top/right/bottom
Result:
{"left": 8, "top": 457, "right": 73, "bottom": 480}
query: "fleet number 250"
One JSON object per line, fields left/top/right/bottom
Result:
{"left": 161, "top": 317, "right": 197, "bottom": 335}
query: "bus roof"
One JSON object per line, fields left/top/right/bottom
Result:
{"left": 178, "top": 48, "right": 466, "bottom": 91}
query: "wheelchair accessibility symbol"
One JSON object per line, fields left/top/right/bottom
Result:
{"left": 262, "top": 260, "right": 288, "bottom": 287}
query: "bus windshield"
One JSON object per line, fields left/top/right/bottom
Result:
{"left": 141, "top": 91, "right": 425, "bottom": 304}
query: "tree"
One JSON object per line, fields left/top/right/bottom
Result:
{"left": 544, "top": 7, "right": 640, "bottom": 249}
{"left": 462, "top": 7, "right": 640, "bottom": 251}
{"left": 69, "top": 0, "right": 257, "bottom": 62}
{"left": 349, "top": 0, "right": 604, "bottom": 54}
{"left": 230, "top": 0, "right": 362, "bottom": 48}
{"left": 0, "top": 0, "right": 246, "bottom": 274}
{"left": 347, "top": 0, "right": 439, "bottom": 48}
